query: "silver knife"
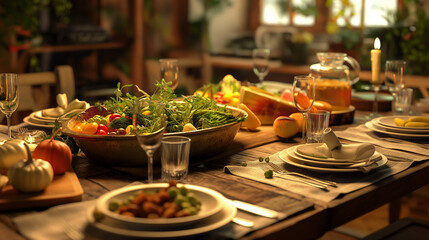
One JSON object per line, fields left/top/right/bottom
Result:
{"left": 230, "top": 200, "right": 281, "bottom": 219}
{"left": 232, "top": 217, "right": 254, "bottom": 228}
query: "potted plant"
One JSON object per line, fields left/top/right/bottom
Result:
{"left": 0, "top": 0, "right": 71, "bottom": 71}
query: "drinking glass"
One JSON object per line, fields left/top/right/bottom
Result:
{"left": 0, "top": 73, "right": 19, "bottom": 140}
{"left": 366, "top": 71, "right": 386, "bottom": 119}
{"left": 252, "top": 48, "right": 270, "bottom": 83}
{"left": 385, "top": 60, "right": 406, "bottom": 112}
{"left": 161, "top": 136, "right": 191, "bottom": 182}
{"left": 293, "top": 75, "right": 315, "bottom": 141}
{"left": 159, "top": 59, "right": 179, "bottom": 90}
{"left": 133, "top": 99, "right": 165, "bottom": 183}
{"left": 306, "top": 111, "right": 330, "bottom": 143}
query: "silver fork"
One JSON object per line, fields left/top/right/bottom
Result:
{"left": 267, "top": 162, "right": 337, "bottom": 187}
{"left": 271, "top": 171, "right": 329, "bottom": 191}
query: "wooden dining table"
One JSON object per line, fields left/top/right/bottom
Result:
{"left": 1, "top": 110, "right": 429, "bottom": 240}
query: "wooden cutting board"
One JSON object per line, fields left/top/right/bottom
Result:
{"left": 0, "top": 171, "right": 83, "bottom": 211}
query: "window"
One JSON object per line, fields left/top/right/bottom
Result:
{"left": 261, "top": 0, "right": 398, "bottom": 28}
{"left": 331, "top": 0, "right": 398, "bottom": 27}
{"left": 261, "top": 0, "right": 316, "bottom": 26}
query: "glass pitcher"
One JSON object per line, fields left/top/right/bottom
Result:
{"left": 309, "top": 52, "right": 360, "bottom": 111}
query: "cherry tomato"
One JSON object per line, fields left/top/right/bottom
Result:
{"left": 72, "top": 124, "right": 83, "bottom": 133}
{"left": 125, "top": 125, "right": 134, "bottom": 134}
{"left": 105, "top": 114, "right": 112, "bottom": 125}
{"left": 82, "top": 122, "right": 99, "bottom": 135}
{"left": 96, "top": 129, "right": 107, "bottom": 135}
{"left": 109, "top": 113, "right": 122, "bottom": 122}
{"left": 96, "top": 124, "right": 109, "bottom": 135}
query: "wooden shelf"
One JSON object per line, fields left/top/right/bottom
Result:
{"left": 208, "top": 56, "right": 311, "bottom": 75}
{"left": 27, "top": 41, "right": 129, "bottom": 54}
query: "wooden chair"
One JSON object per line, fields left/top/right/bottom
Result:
{"left": 0, "top": 65, "right": 75, "bottom": 124}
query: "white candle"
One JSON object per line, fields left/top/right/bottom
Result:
{"left": 371, "top": 38, "right": 381, "bottom": 84}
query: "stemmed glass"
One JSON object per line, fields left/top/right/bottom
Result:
{"left": 385, "top": 60, "right": 406, "bottom": 112}
{"left": 293, "top": 75, "right": 315, "bottom": 142}
{"left": 0, "top": 73, "right": 19, "bottom": 140}
{"left": 252, "top": 48, "right": 270, "bottom": 84}
{"left": 133, "top": 99, "right": 165, "bottom": 183}
{"left": 159, "top": 59, "right": 179, "bottom": 90}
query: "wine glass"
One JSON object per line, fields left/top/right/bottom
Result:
{"left": 159, "top": 59, "right": 179, "bottom": 90}
{"left": 385, "top": 60, "right": 406, "bottom": 113}
{"left": 252, "top": 48, "right": 270, "bottom": 84}
{"left": 292, "top": 75, "right": 315, "bottom": 142}
{"left": 133, "top": 99, "right": 165, "bottom": 183}
{"left": 0, "top": 73, "right": 19, "bottom": 140}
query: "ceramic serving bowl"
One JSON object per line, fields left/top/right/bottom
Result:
{"left": 61, "top": 105, "right": 247, "bottom": 166}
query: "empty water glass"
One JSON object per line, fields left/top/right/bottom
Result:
{"left": 161, "top": 136, "right": 191, "bottom": 182}
{"left": 393, "top": 88, "right": 413, "bottom": 115}
{"left": 306, "top": 111, "right": 330, "bottom": 143}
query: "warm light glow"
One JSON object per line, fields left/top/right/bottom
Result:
{"left": 374, "top": 38, "right": 381, "bottom": 49}
{"left": 27, "top": 135, "right": 34, "bottom": 144}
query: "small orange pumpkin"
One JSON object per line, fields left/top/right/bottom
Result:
{"left": 33, "top": 128, "right": 72, "bottom": 175}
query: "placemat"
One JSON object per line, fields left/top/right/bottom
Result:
{"left": 14, "top": 184, "right": 313, "bottom": 240}
{"left": 225, "top": 150, "right": 413, "bottom": 203}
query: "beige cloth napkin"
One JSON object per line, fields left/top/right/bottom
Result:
{"left": 225, "top": 151, "right": 413, "bottom": 203}
{"left": 335, "top": 124, "right": 429, "bottom": 160}
{"left": 42, "top": 94, "right": 89, "bottom": 118}
{"left": 296, "top": 143, "right": 375, "bottom": 160}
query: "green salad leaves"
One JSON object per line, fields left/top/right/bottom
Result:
{"left": 96, "top": 80, "right": 246, "bottom": 134}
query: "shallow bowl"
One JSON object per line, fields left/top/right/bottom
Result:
{"left": 61, "top": 105, "right": 247, "bottom": 166}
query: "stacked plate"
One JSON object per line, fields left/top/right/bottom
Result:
{"left": 366, "top": 116, "right": 429, "bottom": 139}
{"left": 87, "top": 183, "right": 236, "bottom": 238}
{"left": 23, "top": 109, "right": 60, "bottom": 128}
{"left": 279, "top": 144, "right": 387, "bottom": 173}
{"left": 23, "top": 109, "right": 79, "bottom": 128}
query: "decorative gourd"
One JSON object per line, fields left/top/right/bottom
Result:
{"left": 33, "top": 128, "right": 72, "bottom": 175}
{"left": 0, "top": 139, "right": 28, "bottom": 170}
{"left": 8, "top": 143, "right": 53, "bottom": 193}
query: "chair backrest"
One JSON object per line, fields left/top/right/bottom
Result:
{"left": 18, "top": 65, "right": 75, "bottom": 111}
{"left": 0, "top": 65, "right": 75, "bottom": 123}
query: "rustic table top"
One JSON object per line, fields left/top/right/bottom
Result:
{"left": 1, "top": 111, "right": 429, "bottom": 240}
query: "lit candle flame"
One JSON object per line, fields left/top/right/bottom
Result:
{"left": 374, "top": 37, "right": 381, "bottom": 50}
{"left": 27, "top": 135, "right": 34, "bottom": 144}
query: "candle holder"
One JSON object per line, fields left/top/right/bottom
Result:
{"left": 366, "top": 38, "right": 383, "bottom": 120}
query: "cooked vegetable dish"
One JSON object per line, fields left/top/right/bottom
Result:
{"left": 108, "top": 181, "right": 202, "bottom": 219}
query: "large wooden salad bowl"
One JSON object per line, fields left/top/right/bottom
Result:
{"left": 61, "top": 106, "right": 247, "bottom": 166}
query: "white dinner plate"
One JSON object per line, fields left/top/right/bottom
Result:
{"left": 290, "top": 145, "right": 381, "bottom": 167}
{"left": 294, "top": 144, "right": 371, "bottom": 163}
{"left": 371, "top": 119, "right": 429, "bottom": 134}
{"left": 87, "top": 201, "right": 236, "bottom": 238}
{"left": 33, "top": 110, "right": 59, "bottom": 121}
{"left": 366, "top": 121, "right": 429, "bottom": 139}
{"left": 23, "top": 116, "right": 55, "bottom": 128}
{"left": 29, "top": 112, "right": 56, "bottom": 124}
{"left": 95, "top": 183, "right": 227, "bottom": 228}
{"left": 376, "top": 116, "right": 429, "bottom": 130}
{"left": 279, "top": 147, "right": 388, "bottom": 173}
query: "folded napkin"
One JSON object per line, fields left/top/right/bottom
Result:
{"left": 42, "top": 93, "right": 89, "bottom": 118}
{"left": 296, "top": 129, "right": 375, "bottom": 161}
{"left": 323, "top": 128, "right": 375, "bottom": 160}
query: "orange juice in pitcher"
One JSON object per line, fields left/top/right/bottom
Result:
{"left": 310, "top": 52, "right": 360, "bottom": 111}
